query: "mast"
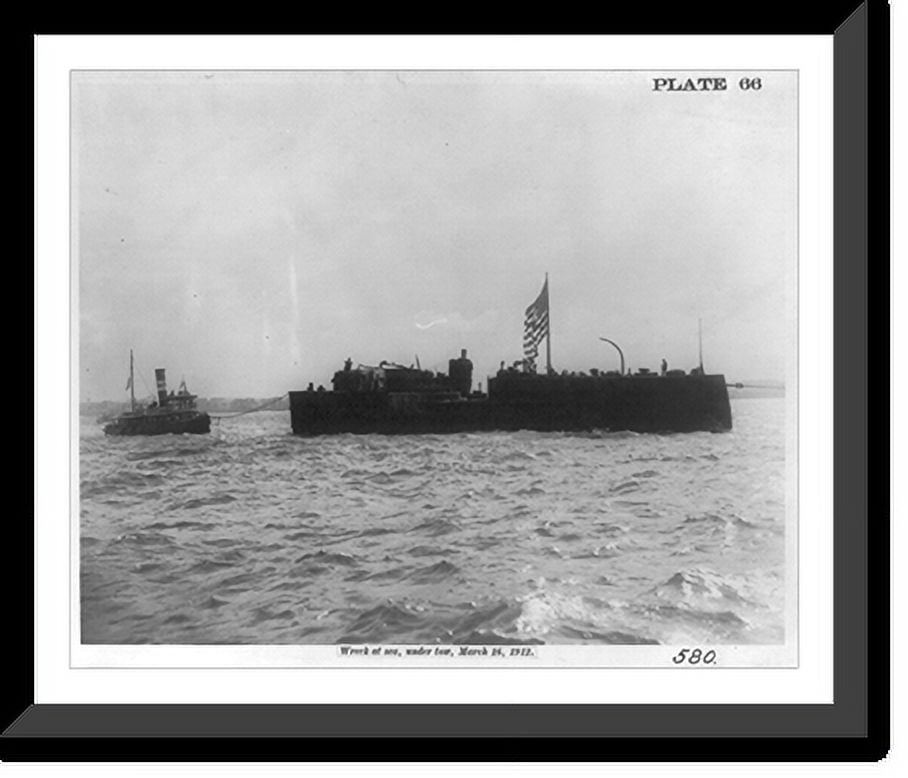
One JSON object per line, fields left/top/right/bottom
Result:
{"left": 545, "top": 272, "right": 552, "bottom": 374}
{"left": 698, "top": 318, "right": 704, "bottom": 373}
{"left": 129, "top": 349, "right": 136, "bottom": 412}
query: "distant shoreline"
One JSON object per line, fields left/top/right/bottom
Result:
{"left": 80, "top": 386, "right": 783, "bottom": 418}
{"left": 727, "top": 385, "right": 786, "bottom": 400}
{"left": 79, "top": 396, "right": 291, "bottom": 418}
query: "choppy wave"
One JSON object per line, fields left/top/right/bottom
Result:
{"left": 79, "top": 399, "right": 787, "bottom": 645}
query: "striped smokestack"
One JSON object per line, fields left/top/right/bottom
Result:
{"left": 155, "top": 369, "right": 168, "bottom": 406}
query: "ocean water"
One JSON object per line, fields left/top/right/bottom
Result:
{"left": 79, "top": 398, "right": 787, "bottom": 646}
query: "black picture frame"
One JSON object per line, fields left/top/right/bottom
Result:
{"left": 13, "top": 1, "right": 889, "bottom": 761}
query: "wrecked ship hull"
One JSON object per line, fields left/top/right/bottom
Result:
{"left": 289, "top": 373, "right": 732, "bottom": 436}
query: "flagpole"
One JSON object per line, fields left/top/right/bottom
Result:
{"left": 129, "top": 349, "right": 136, "bottom": 411}
{"left": 545, "top": 273, "right": 552, "bottom": 374}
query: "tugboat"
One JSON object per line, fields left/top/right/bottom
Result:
{"left": 103, "top": 351, "right": 211, "bottom": 436}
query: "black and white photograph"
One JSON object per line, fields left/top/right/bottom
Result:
{"left": 73, "top": 68, "right": 797, "bottom": 665}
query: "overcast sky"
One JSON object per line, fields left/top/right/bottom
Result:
{"left": 75, "top": 71, "right": 796, "bottom": 402}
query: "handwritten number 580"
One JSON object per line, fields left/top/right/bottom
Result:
{"left": 672, "top": 648, "right": 717, "bottom": 665}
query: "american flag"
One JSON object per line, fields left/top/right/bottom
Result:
{"left": 523, "top": 277, "right": 549, "bottom": 372}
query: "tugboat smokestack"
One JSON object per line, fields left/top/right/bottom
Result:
{"left": 155, "top": 368, "right": 168, "bottom": 406}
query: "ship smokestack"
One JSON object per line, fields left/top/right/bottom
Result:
{"left": 448, "top": 349, "right": 473, "bottom": 397}
{"left": 155, "top": 368, "right": 168, "bottom": 406}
